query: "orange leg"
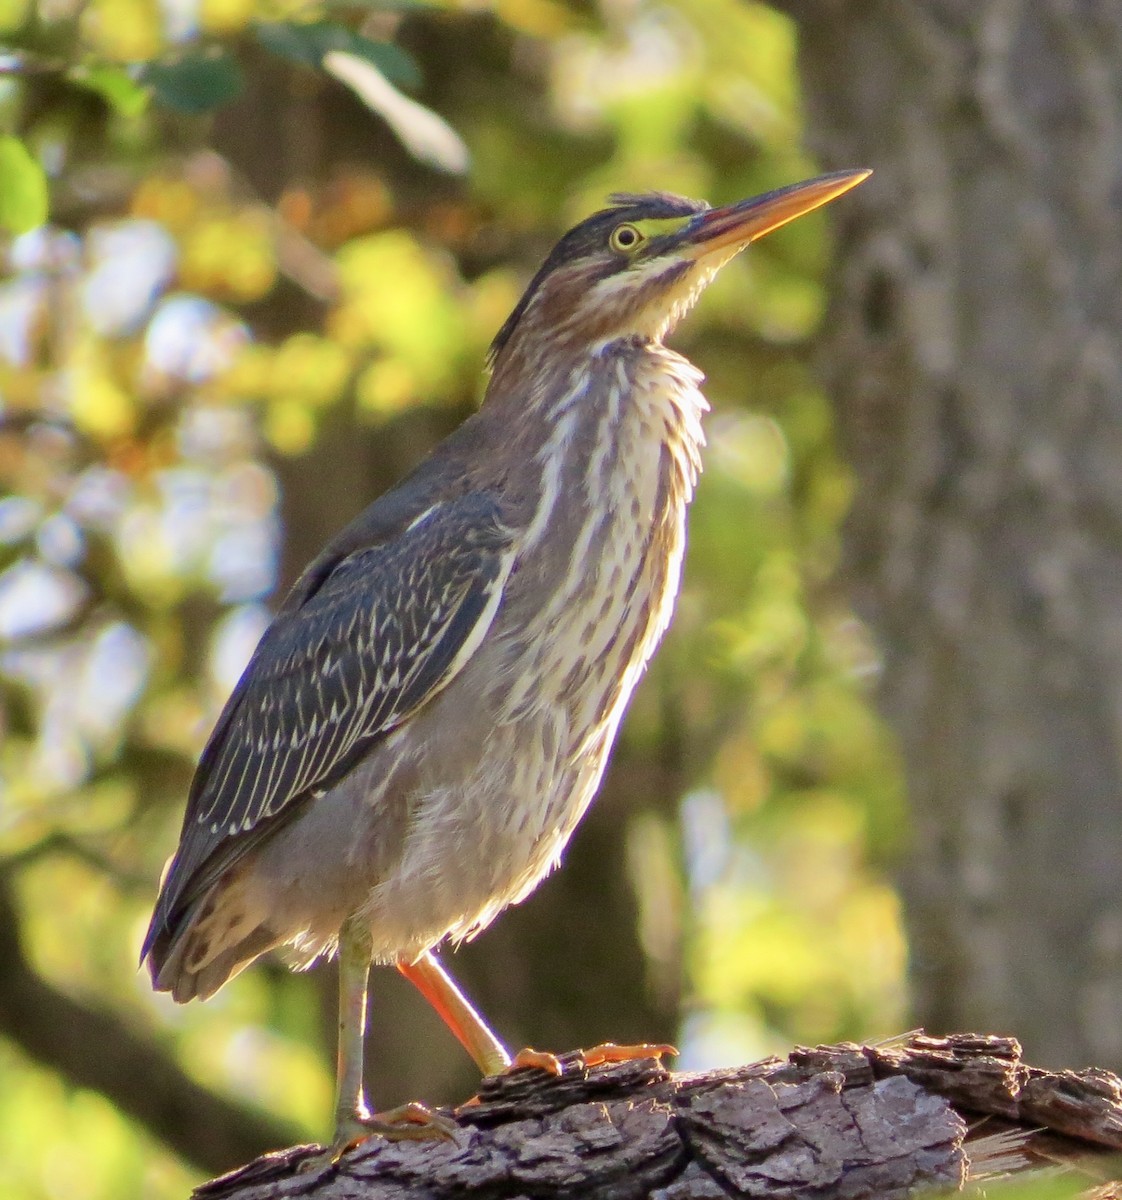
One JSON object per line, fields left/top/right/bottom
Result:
{"left": 396, "top": 953, "right": 674, "bottom": 1082}
{"left": 397, "top": 951, "right": 512, "bottom": 1077}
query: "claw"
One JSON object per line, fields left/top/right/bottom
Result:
{"left": 507, "top": 1046, "right": 564, "bottom": 1076}
{"left": 456, "top": 1041, "right": 677, "bottom": 1116}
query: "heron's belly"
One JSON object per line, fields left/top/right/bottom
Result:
{"left": 242, "top": 655, "right": 637, "bottom": 966}
{"left": 353, "top": 697, "right": 610, "bottom": 961}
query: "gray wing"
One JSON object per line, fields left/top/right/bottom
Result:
{"left": 144, "top": 489, "right": 513, "bottom": 952}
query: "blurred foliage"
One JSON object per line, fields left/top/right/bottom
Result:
{"left": 0, "top": 0, "right": 908, "bottom": 1196}
{"left": 961, "top": 1175, "right": 1116, "bottom": 1200}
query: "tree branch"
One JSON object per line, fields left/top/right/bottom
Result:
{"left": 193, "top": 1033, "right": 1122, "bottom": 1199}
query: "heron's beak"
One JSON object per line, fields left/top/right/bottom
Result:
{"left": 682, "top": 169, "right": 871, "bottom": 260}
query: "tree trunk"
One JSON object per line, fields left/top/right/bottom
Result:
{"left": 188, "top": 1033, "right": 1122, "bottom": 1200}
{"left": 779, "top": 0, "right": 1122, "bottom": 1069}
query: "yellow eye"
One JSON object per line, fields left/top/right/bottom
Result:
{"left": 609, "top": 223, "right": 643, "bottom": 253}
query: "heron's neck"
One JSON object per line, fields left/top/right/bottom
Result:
{"left": 479, "top": 335, "right": 707, "bottom": 545}
{"left": 486, "top": 334, "right": 708, "bottom": 733}
{"left": 485, "top": 333, "right": 703, "bottom": 424}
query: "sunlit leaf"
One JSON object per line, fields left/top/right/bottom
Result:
{"left": 70, "top": 65, "right": 150, "bottom": 117}
{"left": 201, "top": 0, "right": 256, "bottom": 34}
{"left": 271, "top": 334, "right": 351, "bottom": 407}
{"left": 333, "top": 231, "right": 467, "bottom": 384}
{"left": 179, "top": 212, "right": 276, "bottom": 301}
{"left": 323, "top": 0, "right": 433, "bottom": 9}
{"left": 80, "top": 0, "right": 164, "bottom": 62}
{"left": 495, "top": 0, "right": 575, "bottom": 37}
{"left": 264, "top": 397, "right": 317, "bottom": 455}
{"left": 324, "top": 51, "right": 468, "bottom": 175}
{"left": 66, "top": 354, "right": 137, "bottom": 438}
{"left": 0, "top": 136, "right": 47, "bottom": 234}
{"left": 356, "top": 358, "right": 415, "bottom": 418}
{"left": 0, "top": 0, "right": 30, "bottom": 33}
{"left": 142, "top": 52, "right": 245, "bottom": 114}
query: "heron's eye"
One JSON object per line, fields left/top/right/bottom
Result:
{"left": 609, "top": 223, "right": 643, "bottom": 253}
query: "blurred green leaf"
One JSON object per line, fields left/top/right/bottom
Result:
{"left": 0, "top": 136, "right": 47, "bottom": 233}
{"left": 964, "top": 1176, "right": 1099, "bottom": 1200}
{"left": 70, "top": 65, "right": 150, "bottom": 117}
{"left": 142, "top": 52, "right": 244, "bottom": 114}
{"left": 255, "top": 21, "right": 421, "bottom": 89}
{"left": 323, "top": 0, "right": 434, "bottom": 10}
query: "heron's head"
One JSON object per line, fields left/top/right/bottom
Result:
{"left": 488, "top": 170, "right": 871, "bottom": 371}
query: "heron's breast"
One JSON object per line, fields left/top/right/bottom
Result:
{"left": 497, "top": 345, "right": 707, "bottom": 740}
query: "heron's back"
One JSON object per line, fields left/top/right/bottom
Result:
{"left": 152, "top": 339, "right": 708, "bottom": 991}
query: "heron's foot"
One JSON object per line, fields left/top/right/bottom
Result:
{"left": 490, "top": 1042, "right": 677, "bottom": 1081}
{"left": 579, "top": 1041, "right": 678, "bottom": 1067}
{"left": 338, "top": 1102, "right": 461, "bottom": 1149}
{"left": 296, "top": 1103, "right": 460, "bottom": 1171}
{"left": 453, "top": 1046, "right": 563, "bottom": 1114}
{"left": 454, "top": 1042, "right": 677, "bottom": 1117}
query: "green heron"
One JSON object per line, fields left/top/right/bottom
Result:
{"left": 143, "top": 169, "right": 870, "bottom": 1148}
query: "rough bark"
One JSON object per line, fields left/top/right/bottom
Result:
{"left": 777, "top": 0, "right": 1122, "bottom": 1068}
{"left": 190, "top": 1033, "right": 1122, "bottom": 1200}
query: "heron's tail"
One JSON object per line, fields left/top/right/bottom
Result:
{"left": 143, "top": 878, "right": 279, "bottom": 1002}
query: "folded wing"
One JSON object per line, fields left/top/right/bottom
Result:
{"left": 143, "top": 490, "right": 514, "bottom": 963}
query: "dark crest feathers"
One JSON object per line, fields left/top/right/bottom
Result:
{"left": 487, "top": 191, "right": 709, "bottom": 366}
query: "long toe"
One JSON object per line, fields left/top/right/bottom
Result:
{"left": 579, "top": 1041, "right": 678, "bottom": 1067}
{"left": 494, "top": 1042, "right": 677, "bottom": 1080}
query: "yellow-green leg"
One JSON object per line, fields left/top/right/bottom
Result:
{"left": 333, "top": 919, "right": 374, "bottom": 1144}
{"left": 330, "top": 922, "right": 456, "bottom": 1153}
